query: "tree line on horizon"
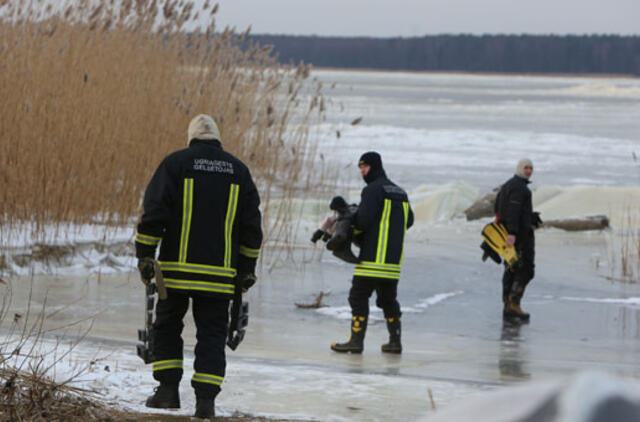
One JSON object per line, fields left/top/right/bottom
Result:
{"left": 248, "top": 34, "right": 640, "bottom": 75}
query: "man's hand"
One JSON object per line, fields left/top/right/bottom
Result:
{"left": 239, "top": 273, "right": 257, "bottom": 293}
{"left": 138, "top": 257, "right": 155, "bottom": 284}
{"left": 506, "top": 234, "right": 516, "bottom": 247}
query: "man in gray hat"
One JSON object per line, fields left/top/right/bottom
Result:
{"left": 494, "top": 158, "right": 540, "bottom": 321}
{"left": 135, "top": 114, "right": 263, "bottom": 418}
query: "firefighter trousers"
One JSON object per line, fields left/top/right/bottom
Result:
{"left": 151, "top": 290, "right": 229, "bottom": 399}
{"left": 349, "top": 276, "right": 401, "bottom": 319}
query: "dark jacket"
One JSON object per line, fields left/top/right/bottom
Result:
{"left": 353, "top": 173, "right": 414, "bottom": 281}
{"left": 495, "top": 175, "right": 533, "bottom": 240}
{"left": 135, "top": 139, "right": 263, "bottom": 297}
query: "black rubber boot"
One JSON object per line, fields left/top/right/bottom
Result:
{"left": 381, "top": 316, "right": 402, "bottom": 354}
{"left": 331, "top": 315, "right": 367, "bottom": 353}
{"left": 194, "top": 398, "right": 215, "bottom": 419}
{"left": 145, "top": 383, "right": 180, "bottom": 409}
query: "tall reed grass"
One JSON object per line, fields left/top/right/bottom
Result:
{"left": 604, "top": 209, "right": 640, "bottom": 283}
{"left": 0, "top": 1, "right": 327, "bottom": 246}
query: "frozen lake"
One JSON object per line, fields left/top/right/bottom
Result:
{"left": 313, "top": 70, "right": 640, "bottom": 191}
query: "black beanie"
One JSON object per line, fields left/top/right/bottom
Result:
{"left": 358, "top": 151, "right": 385, "bottom": 184}
{"left": 330, "top": 195, "right": 348, "bottom": 211}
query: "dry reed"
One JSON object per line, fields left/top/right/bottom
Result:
{"left": 603, "top": 208, "right": 640, "bottom": 283}
{"left": 0, "top": 1, "right": 327, "bottom": 247}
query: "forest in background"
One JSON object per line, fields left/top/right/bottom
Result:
{"left": 250, "top": 34, "right": 640, "bottom": 75}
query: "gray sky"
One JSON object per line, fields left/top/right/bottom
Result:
{"left": 212, "top": 0, "right": 639, "bottom": 37}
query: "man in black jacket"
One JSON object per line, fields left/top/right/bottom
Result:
{"left": 331, "top": 152, "right": 414, "bottom": 354}
{"left": 135, "top": 114, "right": 263, "bottom": 419}
{"left": 495, "top": 158, "right": 536, "bottom": 321}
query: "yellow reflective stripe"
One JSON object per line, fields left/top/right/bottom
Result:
{"left": 164, "top": 278, "right": 234, "bottom": 294}
{"left": 354, "top": 268, "right": 400, "bottom": 277}
{"left": 136, "top": 233, "right": 162, "bottom": 246}
{"left": 192, "top": 372, "right": 224, "bottom": 386}
{"left": 402, "top": 202, "right": 409, "bottom": 231}
{"left": 357, "top": 261, "right": 401, "bottom": 270}
{"left": 376, "top": 199, "right": 392, "bottom": 263}
{"left": 137, "top": 233, "right": 162, "bottom": 242}
{"left": 355, "top": 260, "right": 401, "bottom": 279}
{"left": 381, "top": 199, "right": 392, "bottom": 262}
{"left": 179, "top": 178, "right": 194, "bottom": 263}
{"left": 224, "top": 184, "right": 240, "bottom": 268}
{"left": 159, "top": 261, "right": 237, "bottom": 277}
{"left": 136, "top": 237, "right": 158, "bottom": 246}
{"left": 152, "top": 359, "right": 183, "bottom": 371}
{"left": 239, "top": 245, "right": 260, "bottom": 258}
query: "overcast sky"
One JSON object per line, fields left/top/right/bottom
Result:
{"left": 211, "top": 0, "right": 639, "bottom": 37}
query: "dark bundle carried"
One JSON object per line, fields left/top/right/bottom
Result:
{"left": 311, "top": 196, "right": 360, "bottom": 263}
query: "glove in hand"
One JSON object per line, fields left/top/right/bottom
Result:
{"left": 239, "top": 273, "right": 257, "bottom": 292}
{"left": 138, "top": 257, "right": 155, "bottom": 284}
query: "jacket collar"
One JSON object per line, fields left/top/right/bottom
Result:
{"left": 189, "top": 139, "right": 222, "bottom": 149}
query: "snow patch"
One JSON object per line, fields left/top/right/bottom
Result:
{"left": 316, "top": 290, "right": 463, "bottom": 321}
{"left": 560, "top": 296, "right": 640, "bottom": 307}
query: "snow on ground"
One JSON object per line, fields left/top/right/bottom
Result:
{"left": 315, "top": 290, "right": 464, "bottom": 321}
{"left": 0, "top": 223, "right": 135, "bottom": 277}
{"left": 0, "top": 333, "right": 481, "bottom": 421}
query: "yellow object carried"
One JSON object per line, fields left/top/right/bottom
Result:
{"left": 481, "top": 222, "right": 519, "bottom": 270}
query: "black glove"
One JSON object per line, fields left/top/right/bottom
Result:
{"left": 239, "top": 273, "right": 257, "bottom": 292}
{"left": 311, "top": 229, "right": 326, "bottom": 243}
{"left": 138, "top": 257, "right": 155, "bottom": 284}
{"left": 532, "top": 212, "right": 543, "bottom": 229}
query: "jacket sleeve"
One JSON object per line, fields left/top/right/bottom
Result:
{"left": 503, "top": 187, "right": 524, "bottom": 235}
{"left": 237, "top": 168, "right": 263, "bottom": 275}
{"left": 135, "top": 158, "right": 178, "bottom": 259}
{"left": 407, "top": 204, "right": 414, "bottom": 229}
{"left": 354, "top": 185, "right": 383, "bottom": 232}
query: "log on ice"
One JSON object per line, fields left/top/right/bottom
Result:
{"left": 543, "top": 215, "right": 609, "bottom": 231}
{"left": 464, "top": 192, "right": 497, "bottom": 221}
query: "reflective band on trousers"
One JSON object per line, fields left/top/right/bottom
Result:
{"left": 163, "top": 278, "right": 234, "bottom": 294}
{"left": 159, "top": 261, "right": 237, "bottom": 278}
{"left": 179, "top": 178, "right": 194, "bottom": 263}
{"left": 153, "top": 359, "right": 183, "bottom": 371}
{"left": 192, "top": 372, "right": 224, "bottom": 386}
{"left": 135, "top": 232, "right": 162, "bottom": 246}
{"left": 239, "top": 245, "right": 260, "bottom": 258}
{"left": 224, "top": 184, "right": 239, "bottom": 268}
{"left": 376, "top": 199, "right": 392, "bottom": 263}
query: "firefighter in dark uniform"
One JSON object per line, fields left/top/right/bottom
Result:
{"left": 135, "top": 114, "right": 262, "bottom": 419}
{"left": 331, "top": 151, "right": 413, "bottom": 354}
{"left": 495, "top": 158, "right": 538, "bottom": 321}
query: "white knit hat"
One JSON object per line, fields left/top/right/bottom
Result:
{"left": 516, "top": 158, "right": 533, "bottom": 179}
{"left": 187, "top": 114, "right": 220, "bottom": 145}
